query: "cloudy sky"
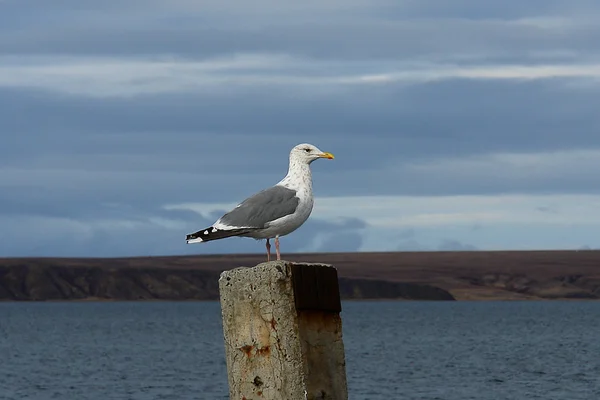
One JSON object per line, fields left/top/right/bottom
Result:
{"left": 2, "top": 0, "right": 600, "bottom": 257}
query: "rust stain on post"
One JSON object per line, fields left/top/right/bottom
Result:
{"left": 256, "top": 345, "right": 270, "bottom": 356}
{"left": 240, "top": 345, "right": 254, "bottom": 358}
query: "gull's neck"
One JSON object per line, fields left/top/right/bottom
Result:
{"left": 278, "top": 157, "right": 312, "bottom": 191}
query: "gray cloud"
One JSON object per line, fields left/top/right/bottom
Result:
{"left": 313, "top": 232, "right": 363, "bottom": 253}
{"left": 4, "top": 78, "right": 600, "bottom": 158}
{"left": 396, "top": 239, "right": 427, "bottom": 251}
{"left": 437, "top": 239, "right": 478, "bottom": 251}
{"left": 3, "top": 77, "right": 600, "bottom": 229}
{"left": 396, "top": 229, "right": 417, "bottom": 240}
{"left": 1, "top": 0, "right": 600, "bottom": 256}
{"left": 0, "top": 203, "right": 368, "bottom": 257}
{"left": 3, "top": 0, "right": 599, "bottom": 60}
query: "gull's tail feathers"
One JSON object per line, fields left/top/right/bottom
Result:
{"left": 185, "top": 226, "right": 254, "bottom": 243}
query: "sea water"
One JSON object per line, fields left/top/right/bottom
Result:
{"left": 1, "top": 301, "right": 598, "bottom": 400}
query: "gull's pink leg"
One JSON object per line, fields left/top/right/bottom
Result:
{"left": 266, "top": 238, "right": 271, "bottom": 261}
{"left": 275, "top": 236, "right": 281, "bottom": 260}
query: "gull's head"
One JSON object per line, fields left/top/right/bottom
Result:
{"left": 290, "top": 143, "right": 335, "bottom": 164}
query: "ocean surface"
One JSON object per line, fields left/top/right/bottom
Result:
{"left": 1, "top": 301, "right": 599, "bottom": 400}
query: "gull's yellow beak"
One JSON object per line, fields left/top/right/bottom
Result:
{"left": 319, "top": 152, "right": 335, "bottom": 160}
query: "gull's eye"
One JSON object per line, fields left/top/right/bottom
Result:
{"left": 304, "top": 148, "right": 311, "bottom": 153}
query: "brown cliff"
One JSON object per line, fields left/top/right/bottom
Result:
{"left": 1, "top": 250, "right": 599, "bottom": 301}
{"left": 0, "top": 262, "right": 454, "bottom": 301}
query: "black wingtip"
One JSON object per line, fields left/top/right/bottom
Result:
{"left": 185, "top": 232, "right": 198, "bottom": 241}
{"left": 186, "top": 226, "right": 255, "bottom": 243}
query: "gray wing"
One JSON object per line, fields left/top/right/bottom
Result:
{"left": 217, "top": 185, "right": 299, "bottom": 228}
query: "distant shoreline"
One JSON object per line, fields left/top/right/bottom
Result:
{"left": 1, "top": 250, "right": 599, "bottom": 301}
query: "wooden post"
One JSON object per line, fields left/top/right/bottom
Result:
{"left": 219, "top": 261, "right": 348, "bottom": 400}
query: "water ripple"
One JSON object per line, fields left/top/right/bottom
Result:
{"left": 0, "top": 301, "right": 598, "bottom": 400}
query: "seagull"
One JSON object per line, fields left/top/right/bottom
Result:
{"left": 185, "top": 143, "right": 334, "bottom": 261}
